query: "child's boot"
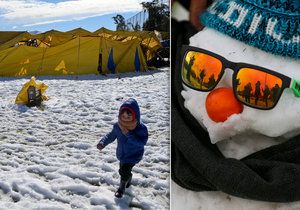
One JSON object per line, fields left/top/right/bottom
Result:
{"left": 115, "top": 180, "right": 126, "bottom": 198}
{"left": 126, "top": 175, "right": 132, "bottom": 188}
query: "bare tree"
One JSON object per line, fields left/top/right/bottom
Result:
{"left": 141, "top": 0, "right": 169, "bottom": 31}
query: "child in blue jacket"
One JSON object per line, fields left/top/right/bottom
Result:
{"left": 97, "top": 98, "right": 148, "bottom": 198}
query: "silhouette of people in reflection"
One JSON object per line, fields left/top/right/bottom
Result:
{"left": 243, "top": 82, "right": 252, "bottom": 103}
{"left": 239, "top": 80, "right": 281, "bottom": 108}
{"left": 185, "top": 56, "right": 195, "bottom": 82}
{"left": 254, "top": 81, "right": 261, "bottom": 105}
{"left": 199, "top": 69, "right": 206, "bottom": 89}
{"left": 207, "top": 74, "right": 216, "bottom": 89}
{"left": 263, "top": 85, "right": 271, "bottom": 107}
{"left": 271, "top": 84, "right": 280, "bottom": 104}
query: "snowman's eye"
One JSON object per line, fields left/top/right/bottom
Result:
{"left": 181, "top": 51, "right": 223, "bottom": 91}
{"left": 235, "top": 68, "right": 283, "bottom": 109}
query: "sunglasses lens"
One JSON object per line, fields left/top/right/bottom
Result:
{"left": 182, "top": 51, "right": 222, "bottom": 91}
{"left": 236, "top": 68, "right": 283, "bottom": 109}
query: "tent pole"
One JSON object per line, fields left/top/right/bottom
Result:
{"left": 76, "top": 36, "right": 80, "bottom": 76}
{"left": 98, "top": 36, "right": 102, "bottom": 74}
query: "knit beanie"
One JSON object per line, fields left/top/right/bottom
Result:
{"left": 201, "top": 0, "right": 300, "bottom": 58}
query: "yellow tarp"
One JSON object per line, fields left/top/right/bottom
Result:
{"left": 34, "top": 30, "right": 75, "bottom": 47}
{"left": 100, "top": 37, "right": 147, "bottom": 73}
{"left": 0, "top": 36, "right": 147, "bottom": 76}
{"left": 0, "top": 30, "right": 73, "bottom": 50}
{"left": 15, "top": 76, "right": 48, "bottom": 105}
{"left": 94, "top": 27, "right": 162, "bottom": 61}
{"left": 0, "top": 31, "right": 25, "bottom": 45}
{"left": 0, "top": 46, "right": 44, "bottom": 77}
{"left": 0, "top": 32, "right": 32, "bottom": 51}
{"left": 67, "top": 28, "right": 93, "bottom": 36}
{"left": 42, "top": 37, "right": 99, "bottom": 75}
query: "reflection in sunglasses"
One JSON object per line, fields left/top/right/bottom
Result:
{"left": 236, "top": 68, "right": 283, "bottom": 108}
{"left": 183, "top": 52, "right": 222, "bottom": 90}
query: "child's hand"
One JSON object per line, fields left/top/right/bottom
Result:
{"left": 97, "top": 143, "right": 105, "bottom": 151}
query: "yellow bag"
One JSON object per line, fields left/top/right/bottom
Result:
{"left": 15, "top": 76, "right": 48, "bottom": 105}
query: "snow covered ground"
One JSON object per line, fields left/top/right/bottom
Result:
{"left": 0, "top": 69, "right": 170, "bottom": 209}
{"left": 171, "top": 180, "right": 300, "bottom": 210}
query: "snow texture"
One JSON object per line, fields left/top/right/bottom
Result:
{"left": 0, "top": 69, "right": 169, "bottom": 209}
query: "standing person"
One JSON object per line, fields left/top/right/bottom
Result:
{"left": 97, "top": 98, "right": 148, "bottom": 198}
{"left": 243, "top": 82, "right": 252, "bottom": 103}
{"left": 263, "top": 85, "right": 271, "bottom": 108}
{"left": 254, "top": 81, "right": 261, "bottom": 105}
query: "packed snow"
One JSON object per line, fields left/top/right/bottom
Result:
{"left": 0, "top": 69, "right": 170, "bottom": 209}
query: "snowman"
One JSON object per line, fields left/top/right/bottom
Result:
{"left": 172, "top": 0, "right": 300, "bottom": 209}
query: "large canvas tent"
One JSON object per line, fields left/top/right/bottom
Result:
{"left": 0, "top": 27, "right": 164, "bottom": 77}
{"left": 0, "top": 36, "right": 147, "bottom": 77}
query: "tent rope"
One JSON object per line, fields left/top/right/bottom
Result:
{"left": 39, "top": 47, "right": 47, "bottom": 74}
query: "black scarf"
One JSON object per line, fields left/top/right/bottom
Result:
{"left": 171, "top": 19, "right": 300, "bottom": 203}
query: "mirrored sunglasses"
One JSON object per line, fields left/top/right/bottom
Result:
{"left": 180, "top": 45, "right": 300, "bottom": 110}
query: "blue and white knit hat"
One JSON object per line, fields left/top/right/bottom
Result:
{"left": 201, "top": 0, "right": 300, "bottom": 58}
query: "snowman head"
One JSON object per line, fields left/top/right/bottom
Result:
{"left": 180, "top": 0, "right": 300, "bottom": 143}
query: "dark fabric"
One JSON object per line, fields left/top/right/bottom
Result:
{"left": 119, "top": 163, "right": 135, "bottom": 181}
{"left": 177, "top": 0, "right": 190, "bottom": 10}
{"left": 176, "top": 0, "right": 213, "bottom": 10}
{"left": 171, "top": 19, "right": 198, "bottom": 72}
{"left": 171, "top": 22, "right": 300, "bottom": 202}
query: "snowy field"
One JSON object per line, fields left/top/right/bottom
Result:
{"left": 0, "top": 69, "right": 170, "bottom": 209}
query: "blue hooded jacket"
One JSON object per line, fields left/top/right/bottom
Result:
{"left": 99, "top": 98, "right": 148, "bottom": 164}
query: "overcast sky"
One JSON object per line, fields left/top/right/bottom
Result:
{"left": 0, "top": 0, "right": 144, "bottom": 32}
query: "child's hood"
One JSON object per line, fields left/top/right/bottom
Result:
{"left": 119, "top": 98, "right": 141, "bottom": 122}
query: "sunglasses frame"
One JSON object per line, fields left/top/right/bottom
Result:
{"left": 180, "top": 45, "right": 293, "bottom": 110}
